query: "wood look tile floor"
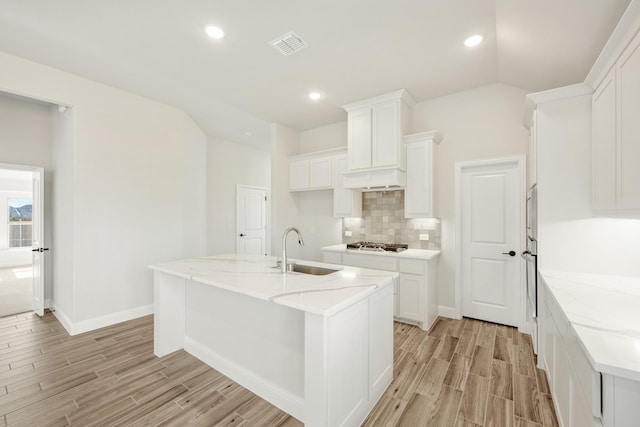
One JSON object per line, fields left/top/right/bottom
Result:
{"left": 0, "top": 312, "right": 558, "bottom": 426}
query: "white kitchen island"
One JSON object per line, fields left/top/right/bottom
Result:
{"left": 149, "top": 254, "right": 397, "bottom": 427}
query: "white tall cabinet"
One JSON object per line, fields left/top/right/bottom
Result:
{"left": 592, "top": 28, "right": 640, "bottom": 211}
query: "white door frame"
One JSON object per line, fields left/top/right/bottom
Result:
{"left": 236, "top": 184, "right": 270, "bottom": 256}
{"left": 454, "top": 156, "right": 526, "bottom": 330}
{"left": 0, "top": 162, "right": 47, "bottom": 316}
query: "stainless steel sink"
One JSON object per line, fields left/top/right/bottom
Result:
{"left": 286, "top": 263, "right": 339, "bottom": 275}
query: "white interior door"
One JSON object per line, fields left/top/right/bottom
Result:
{"left": 460, "top": 159, "right": 522, "bottom": 326}
{"left": 236, "top": 186, "right": 267, "bottom": 256}
{"left": 31, "top": 168, "right": 45, "bottom": 316}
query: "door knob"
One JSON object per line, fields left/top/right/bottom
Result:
{"left": 502, "top": 250, "right": 516, "bottom": 257}
{"left": 239, "top": 233, "right": 246, "bottom": 237}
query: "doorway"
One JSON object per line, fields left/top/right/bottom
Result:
{"left": 236, "top": 185, "right": 268, "bottom": 256}
{"left": 0, "top": 164, "right": 45, "bottom": 317}
{"left": 455, "top": 157, "right": 524, "bottom": 327}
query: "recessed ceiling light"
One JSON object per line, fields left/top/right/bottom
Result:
{"left": 464, "top": 34, "right": 483, "bottom": 47}
{"left": 309, "top": 91, "right": 323, "bottom": 101}
{"left": 205, "top": 25, "right": 225, "bottom": 39}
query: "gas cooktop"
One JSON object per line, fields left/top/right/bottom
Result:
{"left": 346, "top": 242, "right": 409, "bottom": 252}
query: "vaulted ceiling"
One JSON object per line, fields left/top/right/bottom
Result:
{"left": 0, "top": 0, "right": 631, "bottom": 148}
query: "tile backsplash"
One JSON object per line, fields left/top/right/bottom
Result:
{"left": 342, "top": 190, "right": 441, "bottom": 250}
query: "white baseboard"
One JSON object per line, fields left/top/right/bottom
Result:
{"left": 52, "top": 306, "right": 74, "bottom": 333}
{"left": 438, "top": 305, "right": 459, "bottom": 319}
{"left": 52, "top": 304, "right": 153, "bottom": 336}
{"left": 184, "top": 337, "right": 304, "bottom": 422}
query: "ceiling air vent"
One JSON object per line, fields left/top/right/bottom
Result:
{"left": 269, "top": 31, "right": 308, "bottom": 56}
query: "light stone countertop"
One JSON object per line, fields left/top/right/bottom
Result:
{"left": 540, "top": 270, "right": 640, "bottom": 381}
{"left": 321, "top": 244, "right": 441, "bottom": 260}
{"left": 149, "top": 254, "right": 397, "bottom": 317}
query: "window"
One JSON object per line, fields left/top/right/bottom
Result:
{"left": 8, "top": 198, "right": 32, "bottom": 248}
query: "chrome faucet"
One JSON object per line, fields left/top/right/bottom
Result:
{"left": 281, "top": 227, "right": 304, "bottom": 273}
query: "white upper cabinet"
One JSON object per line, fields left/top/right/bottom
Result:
{"left": 404, "top": 131, "right": 442, "bottom": 218}
{"left": 309, "top": 156, "right": 333, "bottom": 188}
{"left": 333, "top": 154, "right": 362, "bottom": 218}
{"left": 342, "top": 90, "right": 414, "bottom": 189}
{"left": 289, "top": 149, "right": 345, "bottom": 192}
{"left": 616, "top": 30, "right": 640, "bottom": 209}
{"left": 347, "top": 107, "right": 373, "bottom": 170}
{"left": 371, "top": 101, "right": 401, "bottom": 169}
{"left": 289, "top": 159, "right": 310, "bottom": 191}
{"left": 592, "top": 29, "right": 640, "bottom": 212}
{"left": 592, "top": 67, "right": 617, "bottom": 210}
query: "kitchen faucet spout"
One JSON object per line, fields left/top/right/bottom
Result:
{"left": 281, "top": 227, "right": 304, "bottom": 273}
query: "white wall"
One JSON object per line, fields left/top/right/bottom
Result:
{"left": 207, "top": 137, "right": 271, "bottom": 255}
{"left": 537, "top": 94, "right": 640, "bottom": 276}
{"left": 270, "top": 124, "right": 303, "bottom": 258}
{"left": 299, "top": 121, "right": 347, "bottom": 154}
{"left": 0, "top": 50, "right": 207, "bottom": 330}
{"left": 411, "top": 83, "right": 530, "bottom": 309}
{"left": 182, "top": 117, "right": 207, "bottom": 259}
{"left": 0, "top": 92, "right": 53, "bottom": 294}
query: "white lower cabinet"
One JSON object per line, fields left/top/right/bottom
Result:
{"left": 540, "top": 278, "right": 640, "bottom": 427}
{"left": 541, "top": 286, "right": 600, "bottom": 427}
{"left": 398, "top": 273, "right": 421, "bottom": 320}
{"left": 322, "top": 251, "right": 438, "bottom": 330}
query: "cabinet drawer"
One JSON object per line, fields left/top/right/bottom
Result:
{"left": 398, "top": 259, "right": 425, "bottom": 275}
{"left": 342, "top": 253, "right": 397, "bottom": 271}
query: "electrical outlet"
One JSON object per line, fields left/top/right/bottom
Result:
{"left": 345, "top": 230, "right": 352, "bottom": 237}
{"left": 419, "top": 233, "right": 429, "bottom": 241}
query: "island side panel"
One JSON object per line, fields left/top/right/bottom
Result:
{"left": 304, "top": 283, "right": 394, "bottom": 427}
{"left": 153, "top": 271, "right": 186, "bottom": 357}
{"left": 183, "top": 280, "right": 305, "bottom": 421}
{"left": 369, "top": 284, "right": 394, "bottom": 401}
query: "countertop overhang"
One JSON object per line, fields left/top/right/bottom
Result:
{"left": 540, "top": 269, "right": 640, "bottom": 381}
{"left": 149, "top": 254, "right": 397, "bottom": 317}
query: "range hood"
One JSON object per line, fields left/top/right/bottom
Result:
{"left": 342, "top": 167, "right": 405, "bottom": 190}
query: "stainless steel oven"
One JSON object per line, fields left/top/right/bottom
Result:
{"left": 522, "top": 184, "right": 537, "bottom": 318}
{"left": 522, "top": 184, "right": 538, "bottom": 355}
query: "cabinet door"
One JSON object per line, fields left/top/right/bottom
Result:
{"left": 617, "top": 31, "right": 640, "bottom": 209}
{"left": 398, "top": 273, "right": 421, "bottom": 321}
{"left": 592, "top": 68, "right": 617, "bottom": 210}
{"left": 570, "top": 378, "right": 595, "bottom": 427}
{"left": 348, "top": 107, "right": 372, "bottom": 170}
{"left": 405, "top": 140, "right": 433, "bottom": 217}
{"left": 554, "top": 339, "right": 571, "bottom": 427}
{"left": 309, "top": 156, "right": 332, "bottom": 188}
{"left": 542, "top": 303, "right": 555, "bottom": 385}
{"left": 333, "top": 154, "right": 362, "bottom": 217}
{"left": 289, "top": 159, "right": 309, "bottom": 190}
{"left": 372, "top": 101, "right": 400, "bottom": 168}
